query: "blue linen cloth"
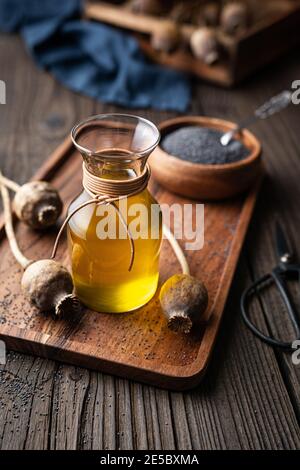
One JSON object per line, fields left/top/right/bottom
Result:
{"left": 0, "top": 0, "right": 191, "bottom": 111}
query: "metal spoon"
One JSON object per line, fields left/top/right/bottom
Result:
{"left": 220, "top": 90, "right": 292, "bottom": 147}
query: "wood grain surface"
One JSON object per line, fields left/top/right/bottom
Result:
{"left": 0, "top": 33, "right": 300, "bottom": 449}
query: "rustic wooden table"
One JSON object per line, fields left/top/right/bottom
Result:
{"left": 0, "top": 33, "right": 300, "bottom": 450}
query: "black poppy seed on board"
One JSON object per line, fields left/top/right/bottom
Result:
{"left": 162, "top": 126, "right": 249, "bottom": 165}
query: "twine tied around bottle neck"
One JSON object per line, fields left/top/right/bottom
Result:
{"left": 51, "top": 164, "right": 151, "bottom": 271}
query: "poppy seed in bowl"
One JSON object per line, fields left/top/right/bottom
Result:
{"left": 161, "top": 126, "right": 249, "bottom": 165}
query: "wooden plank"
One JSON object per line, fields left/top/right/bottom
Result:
{"left": 244, "top": 127, "right": 300, "bottom": 422}
{"left": 1, "top": 32, "right": 300, "bottom": 450}
{"left": 183, "top": 255, "right": 300, "bottom": 449}
{"left": 200, "top": 61, "right": 300, "bottom": 425}
{"left": 139, "top": 39, "right": 234, "bottom": 87}
{"left": 233, "top": 6, "right": 300, "bottom": 83}
{"left": 85, "top": 1, "right": 190, "bottom": 36}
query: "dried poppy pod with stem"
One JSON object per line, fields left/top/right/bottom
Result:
{"left": 0, "top": 173, "right": 63, "bottom": 229}
{"left": 190, "top": 27, "right": 219, "bottom": 64}
{"left": 220, "top": 2, "right": 250, "bottom": 36}
{"left": 0, "top": 175, "right": 80, "bottom": 317}
{"left": 160, "top": 225, "right": 209, "bottom": 334}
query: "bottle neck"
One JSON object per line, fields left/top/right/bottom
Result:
{"left": 82, "top": 149, "right": 147, "bottom": 181}
{"left": 82, "top": 163, "right": 150, "bottom": 198}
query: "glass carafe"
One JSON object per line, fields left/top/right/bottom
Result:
{"left": 68, "top": 114, "right": 162, "bottom": 313}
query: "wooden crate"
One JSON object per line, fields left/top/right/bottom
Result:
{"left": 85, "top": 0, "right": 300, "bottom": 86}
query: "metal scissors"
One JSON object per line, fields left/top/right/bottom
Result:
{"left": 241, "top": 221, "right": 300, "bottom": 351}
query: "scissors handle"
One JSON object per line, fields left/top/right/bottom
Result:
{"left": 272, "top": 268, "right": 300, "bottom": 336}
{"left": 240, "top": 272, "right": 300, "bottom": 351}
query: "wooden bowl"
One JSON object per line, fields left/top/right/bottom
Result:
{"left": 149, "top": 116, "right": 263, "bottom": 200}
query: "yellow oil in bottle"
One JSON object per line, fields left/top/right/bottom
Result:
{"left": 68, "top": 186, "right": 162, "bottom": 313}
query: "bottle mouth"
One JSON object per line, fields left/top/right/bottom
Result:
{"left": 71, "top": 113, "right": 160, "bottom": 160}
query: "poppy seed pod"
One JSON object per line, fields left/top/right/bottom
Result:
{"left": 221, "top": 2, "right": 249, "bottom": 35}
{"left": 160, "top": 274, "right": 208, "bottom": 334}
{"left": 21, "top": 259, "right": 81, "bottom": 316}
{"left": 190, "top": 27, "right": 219, "bottom": 64}
{"left": 13, "top": 181, "right": 63, "bottom": 229}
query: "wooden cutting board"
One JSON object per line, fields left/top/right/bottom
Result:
{"left": 0, "top": 137, "right": 260, "bottom": 390}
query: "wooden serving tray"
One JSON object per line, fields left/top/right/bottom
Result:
{"left": 0, "top": 137, "right": 260, "bottom": 390}
{"left": 85, "top": 0, "right": 300, "bottom": 87}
